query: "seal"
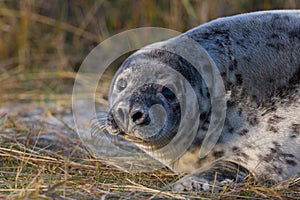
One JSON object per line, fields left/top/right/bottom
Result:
{"left": 94, "top": 10, "right": 300, "bottom": 191}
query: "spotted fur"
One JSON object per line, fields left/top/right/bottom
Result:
{"left": 99, "top": 10, "right": 300, "bottom": 192}
{"left": 171, "top": 10, "right": 300, "bottom": 191}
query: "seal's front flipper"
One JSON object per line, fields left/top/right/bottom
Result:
{"left": 172, "top": 161, "right": 250, "bottom": 192}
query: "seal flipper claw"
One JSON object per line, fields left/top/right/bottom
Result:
{"left": 172, "top": 161, "right": 250, "bottom": 192}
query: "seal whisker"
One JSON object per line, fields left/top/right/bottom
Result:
{"left": 90, "top": 111, "right": 110, "bottom": 137}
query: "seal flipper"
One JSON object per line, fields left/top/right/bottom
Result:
{"left": 172, "top": 161, "right": 250, "bottom": 192}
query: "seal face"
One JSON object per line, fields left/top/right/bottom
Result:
{"left": 104, "top": 52, "right": 190, "bottom": 151}
{"left": 94, "top": 10, "right": 300, "bottom": 191}
{"left": 108, "top": 82, "right": 181, "bottom": 150}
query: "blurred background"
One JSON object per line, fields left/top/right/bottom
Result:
{"left": 0, "top": 0, "right": 299, "bottom": 104}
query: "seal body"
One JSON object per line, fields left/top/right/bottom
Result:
{"left": 97, "top": 10, "right": 300, "bottom": 191}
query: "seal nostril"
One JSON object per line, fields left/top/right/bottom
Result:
{"left": 117, "top": 108, "right": 125, "bottom": 122}
{"left": 132, "top": 111, "right": 144, "bottom": 123}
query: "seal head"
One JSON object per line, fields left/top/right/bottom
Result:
{"left": 104, "top": 51, "right": 188, "bottom": 151}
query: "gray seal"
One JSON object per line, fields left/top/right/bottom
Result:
{"left": 94, "top": 10, "right": 300, "bottom": 191}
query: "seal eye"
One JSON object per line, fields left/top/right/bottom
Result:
{"left": 161, "top": 87, "right": 175, "bottom": 100}
{"left": 117, "top": 78, "right": 127, "bottom": 91}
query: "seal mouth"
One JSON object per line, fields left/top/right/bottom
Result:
{"left": 96, "top": 82, "right": 181, "bottom": 151}
{"left": 91, "top": 110, "right": 179, "bottom": 151}
{"left": 115, "top": 126, "right": 178, "bottom": 150}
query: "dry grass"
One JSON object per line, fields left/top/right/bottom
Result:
{"left": 0, "top": 1, "right": 300, "bottom": 199}
{"left": 0, "top": 110, "right": 299, "bottom": 199}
